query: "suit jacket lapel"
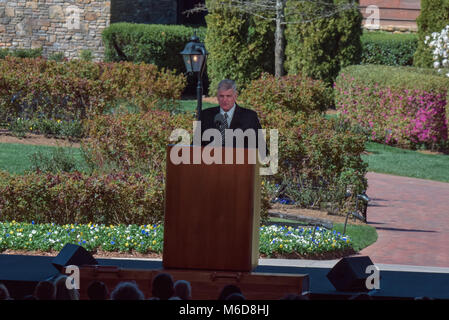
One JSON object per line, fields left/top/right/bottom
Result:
{"left": 229, "top": 104, "right": 242, "bottom": 129}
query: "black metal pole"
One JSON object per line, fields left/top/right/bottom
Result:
{"left": 196, "top": 71, "right": 202, "bottom": 121}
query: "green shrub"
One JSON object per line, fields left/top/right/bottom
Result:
{"left": 102, "top": 23, "right": 206, "bottom": 71}
{"left": 0, "top": 171, "right": 164, "bottom": 225}
{"left": 414, "top": 0, "right": 449, "bottom": 68}
{"left": 8, "top": 118, "right": 84, "bottom": 139}
{"left": 47, "top": 52, "right": 66, "bottom": 62}
{"left": 29, "top": 147, "right": 81, "bottom": 173}
{"left": 204, "top": 0, "right": 275, "bottom": 95}
{"left": 335, "top": 65, "right": 449, "bottom": 150}
{"left": 361, "top": 31, "right": 418, "bottom": 66}
{"left": 0, "top": 57, "right": 186, "bottom": 123}
{"left": 82, "top": 109, "right": 194, "bottom": 174}
{"left": 255, "top": 107, "right": 367, "bottom": 213}
{"left": 285, "top": 0, "right": 363, "bottom": 86}
{"left": 0, "top": 48, "right": 43, "bottom": 59}
{"left": 240, "top": 73, "right": 332, "bottom": 114}
{"left": 79, "top": 49, "right": 93, "bottom": 62}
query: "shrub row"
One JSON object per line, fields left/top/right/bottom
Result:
{"left": 82, "top": 109, "right": 194, "bottom": 174}
{"left": 0, "top": 57, "right": 185, "bottom": 123}
{"left": 335, "top": 65, "right": 449, "bottom": 150}
{"left": 241, "top": 74, "right": 368, "bottom": 211}
{"left": 0, "top": 171, "right": 164, "bottom": 225}
{"left": 239, "top": 73, "right": 332, "bottom": 114}
{"left": 102, "top": 23, "right": 206, "bottom": 72}
{"left": 361, "top": 31, "right": 418, "bottom": 66}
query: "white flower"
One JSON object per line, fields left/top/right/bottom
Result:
{"left": 434, "top": 61, "right": 440, "bottom": 68}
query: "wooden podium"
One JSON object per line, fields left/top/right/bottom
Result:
{"left": 163, "top": 145, "right": 261, "bottom": 272}
{"left": 69, "top": 145, "right": 310, "bottom": 299}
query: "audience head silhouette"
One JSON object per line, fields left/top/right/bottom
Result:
{"left": 54, "top": 275, "right": 79, "bottom": 300}
{"left": 218, "top": 284, "right": 242, "bottom": 300}
{"left": 87, "top": 280, "right": 109, "bottom": 300}
{"left": 0, "top": 283, "right": 12, "bottom": 300}
{"left": 34, "top": 280, "right": 56, "bottom": 300}
{"left": 225, "top": 292, "right": 245, "bottom": 300}
{"left": 151, "top": 273, "right": 174, "bottom": 300}
{"left": 174, "top": 280, "right": 192, "bottom": 300}
{"left": 110, "top": 281, "right": 145, "bottom": 300}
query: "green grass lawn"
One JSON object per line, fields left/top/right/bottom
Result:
{"left": 0, "top": 143, "right": 88, "bottom": 174}
{"left": 363, "top": 142, "right": 449, "bottom": 183}
{"left": 178, "top": 99, "right": 217, "bottom": 113}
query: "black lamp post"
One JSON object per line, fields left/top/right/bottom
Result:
{"left": 180, "top": 34, "right": 208, "bottom": 120}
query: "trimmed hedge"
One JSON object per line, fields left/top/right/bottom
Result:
{"left": 0, "top": 48, "right": 43, "bottom": 59}
{"left": 361, "top": 31, "right": 418, "bottom": 66}
{"left": 242, "top": 75, "right": 368, "bottom": 212}
{"left": 414, "top": 0, "right": 449, "bottom": 68}
{"left": 335, "top": 65, "right": 449, "bottom": 150}
{"left": 239, "top": 73, "right": 332, "bottom": 114}
{"left": 82, "top": 109, "right": 194, "bottom": 174}
{"left": 204, "top": 0, "right": 275, "bottom": 95}
{"left": 0, "top": 57, "right": 186, "bottom": 123}
{"left": 0, "top": 170, "right": 164, "bottom": 225}
{"left": 102, "top": 23, "right": 206, "bottom": 72}
{"left": 285, "top": 0, "right": 363, "bottom": 86}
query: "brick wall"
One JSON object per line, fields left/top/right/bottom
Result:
{"left": 360, "top": 0, "right": 420, "bottom": 32}
{"left": 0, "top": 0, "right": 111, "bottom": 60}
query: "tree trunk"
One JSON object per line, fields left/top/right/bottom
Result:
{"left": 275, "top": 0, "right": 286, "bottom": 77}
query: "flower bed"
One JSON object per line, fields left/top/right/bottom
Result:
{"left": 335, "top": 65, "right": 449, "bottom": 150}
{"left": 0, "top": 221, "right": 352, "bottom": 258}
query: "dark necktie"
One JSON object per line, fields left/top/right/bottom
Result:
{"left": 221, "top": 113, "right": 228, "bottom": 146}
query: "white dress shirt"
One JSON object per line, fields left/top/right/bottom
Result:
{"left": 219, "top": 104, "right": 236, "bottom": 128}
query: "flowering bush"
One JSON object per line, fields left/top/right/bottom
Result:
{"left": 425, "top": 25, "right": 449, "bottom": 77}
{"left": 335, "top": 65, "right": 449, "bottom": 150}
{"left": 0, "top": 221, "right": 352, "bottom": 257}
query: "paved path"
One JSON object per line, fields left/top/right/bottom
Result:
{"left": 360, "top": 172, "right": 449, "bottom": 268}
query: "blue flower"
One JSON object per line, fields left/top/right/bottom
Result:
{"left": 110, "top": 241, "right": 115, "bottom": 245}
{"left": 31, "top": 221, "right": 35, "bottom": 225}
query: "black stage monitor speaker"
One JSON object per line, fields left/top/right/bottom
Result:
{"left": 327, "top": 256, "right": 374, "bottom": 292}
{"left": 52, "top": 243, "right": 98, "bottom": 272}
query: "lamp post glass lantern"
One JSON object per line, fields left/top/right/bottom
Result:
{"left": 181, "top": 34, "right": 208, "bottom": 120}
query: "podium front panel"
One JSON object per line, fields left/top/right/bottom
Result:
{"left": 163, "top": 146, "right": 260, "bottom": 271}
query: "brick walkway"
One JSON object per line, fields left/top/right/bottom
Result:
{"left": 360, "top": 172, "right": 449, "bottom": 268}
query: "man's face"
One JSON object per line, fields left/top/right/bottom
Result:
{"left": 217, "top": 88, "right": 237, "bottom": 112}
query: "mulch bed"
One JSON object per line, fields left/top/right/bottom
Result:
{"left": 2, "top": 247, "right": 357, "bottom": 261}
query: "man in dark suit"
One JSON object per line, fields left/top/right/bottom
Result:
{"left": 199, "top": 79, "right": 262, "bottom": 149}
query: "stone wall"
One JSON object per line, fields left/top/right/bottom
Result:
{"left": 0, "top": 0, "right": 111, "bottom": 60}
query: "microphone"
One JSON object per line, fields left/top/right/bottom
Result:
{"left": 214, "top": 113, "right": 226, "bottom": 146}
{"left": 214, "top": 113, "right": 225, "bottom": 129}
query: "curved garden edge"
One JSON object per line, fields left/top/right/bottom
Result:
{"left": 1, "top": 247, "right": 358, "bottom": 261}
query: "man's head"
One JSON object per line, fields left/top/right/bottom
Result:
{"left": 217, "top": 79, "right": 237, "bottom": 112}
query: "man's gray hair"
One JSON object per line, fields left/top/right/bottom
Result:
{"left": 217, "top": 79, "right": 237, "bottom": 93}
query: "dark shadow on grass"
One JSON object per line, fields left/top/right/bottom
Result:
{"left": 374, "top": 226, "right": 437, "bottom": 233}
